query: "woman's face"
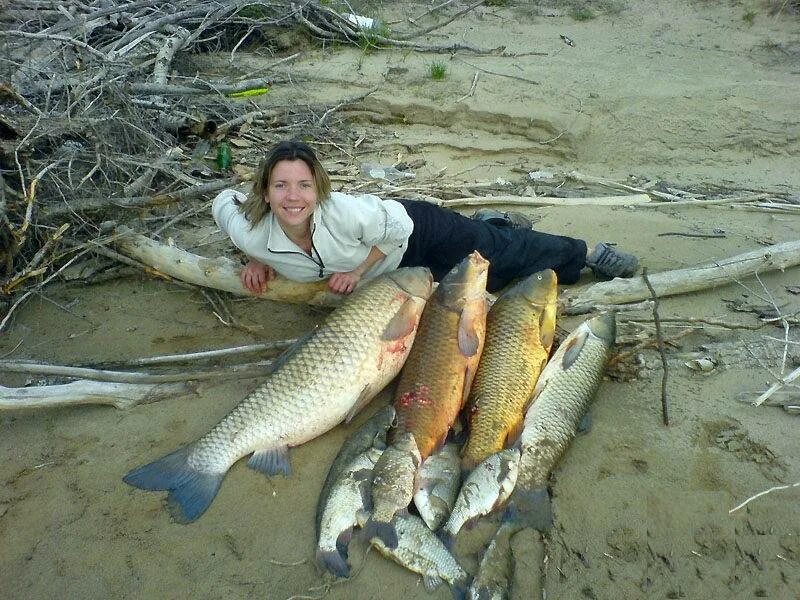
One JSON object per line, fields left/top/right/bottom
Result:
{"left": 266, "top": 159, "right": 318, "bottom": 232}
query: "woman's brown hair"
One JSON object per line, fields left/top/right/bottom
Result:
{"left": 241, "top": 140, "right": 331, "bottom": 227}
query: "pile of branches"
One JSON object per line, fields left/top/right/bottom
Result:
{"left": 0, "top": 0, "right": 437, "bottom": 313}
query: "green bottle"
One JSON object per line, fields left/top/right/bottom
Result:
{"left": 216, "top": 143, "right": 232, "bottom": 170}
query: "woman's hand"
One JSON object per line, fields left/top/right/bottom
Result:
{"left": 240, "top": 259, "right": 275, "bottom": 294}
{"left": 327, "top": 271, "right": 362, "bottom": 295}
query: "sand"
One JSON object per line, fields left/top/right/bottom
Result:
{"left": 2, "top": 2, "right": 799, "bottom": 599}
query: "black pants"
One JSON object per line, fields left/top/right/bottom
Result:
{"left": 397, "top": 199, "right": 587, "bottom": 293}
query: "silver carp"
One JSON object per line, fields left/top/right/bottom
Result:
{"left": 316, "top": 445, "right": 383, "bottom": 578}
{"left": 440, "top": 448, "right": 519, "bottom": 548}
{"left": 315, "top": 405, "right": 395, "bottom": 539}
{"left": 508, "top": 312, "right": 616, "bottom": 530}
{"left": 365, "top": 432, "right": 421, "bottom": 547}
{"left": 123, "top": 267, "right": 433, "bottom": 523}
{"left": 413, "top": 442, "right": 461, "bottom": 531}
{"left": 366, "top": 512, "right": 471, "bottom": 600}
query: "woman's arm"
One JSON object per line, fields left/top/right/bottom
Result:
{"left": 327, "top": 245, "right": 386, "bottom": 295}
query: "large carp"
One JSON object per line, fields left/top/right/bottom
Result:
{"left": 367, "top": 252, "right": 489, "bottom": 547}
{"left": 461, "top": 270, "right": 558, "bottom": 471}
{"left": 124, "top": 267, "right": 433, "bottom": 523}
{"left": 508, "top": 312, "right": 616, "bottom": 530}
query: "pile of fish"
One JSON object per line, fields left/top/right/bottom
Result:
{"left": 121, "top": 254, "right": 617, "bottom": 599}
{"left": 314, "top": 255, "right": 617, "bottom": 599}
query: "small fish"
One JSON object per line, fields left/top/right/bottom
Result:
{"left": 366, "top": 512, "right": 471, "bottom": 600}
{"left": 462, "top": 270, "right": 558, "bottom": 471}
{"left": 414, "top": 443, "right": 461, "bottom": 531}
{"left": 364, "top": 432, "right": 421, "bottom": 549}
{"left": 370, "top": 252, "right": 489, "bottom": 546}
{"left": 440, "top": 449, "right": 519, "bottom": 548}
{"left": 508, "top": 312, "right": 616, "bottom": 530}
{"left": 315, "top": 405, "right": 395, "bottom": 539}
{"left": 316, "top": 445, "right": 383, "bottom": 578}
{"left": 123, "top": 267, "right": 433, "bottom": 523}
{"left": 468, "top": 521, "right": 522, "bottom": 600}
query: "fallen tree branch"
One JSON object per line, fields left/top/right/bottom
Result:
{"left": 752, "top": 365, "right": 800, "bottom": 407}
{"left": 0, "top": 381, "right": 193, "bottom": 411}
{"left": 0, "top": 359, "right": 275, "bottom": 384}
{"left": 561, "top": 240, "right": 800, "bottom": 314}
{"left": 436, "top": 194, "right": 651, "bottom": 208}
{"left": 111, "top": 225, "right": 343, "bottom": 306}
{"left": 729, "top": 481, "right": 800, "bottom": 514}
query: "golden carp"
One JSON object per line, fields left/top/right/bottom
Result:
{"left": 461, "top": 270, "right": 558, "bottom": 471}
{"left": 508, "top": 312, "right": 616, "bottom": 530}
{"left": 368, "top": 252, "right": 489, "bottom": 547}
{"left": 123, "top": 267, "right": 433, "bottom": 523}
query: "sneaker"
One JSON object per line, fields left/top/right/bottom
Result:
{"left": 471, "top": 208, "right": 534, "bottom": 229}
{"left": 586, "top": 242, "right": 639, "bottom": 279}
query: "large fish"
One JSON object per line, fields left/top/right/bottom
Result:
{"left": 461, "top": 270, "right": 558, "bottom": 471}
{"left": 368, "top": 252, "right": 489, "bottom": 546}
{"left": 123, "top": 267, "right": 433, "bottom": 523}
{"left": 367, "top": 431, "right": 421, "bottom": 540}
{"left": 364, "top": 512, "right": 471, "bottom": 600}
{"left": 316, "top": 445, "right": 383, "bottom": 578}
{"left": 508, "top": 312, "right": 616, "bottom": 530}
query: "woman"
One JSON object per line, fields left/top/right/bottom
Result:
{"left": 212, "top": 140, "right": 638, "bottom": 295}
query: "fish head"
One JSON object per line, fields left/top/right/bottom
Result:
{"left": 387, "top": 267, "right": 434, "bottom": 300}
{"left": 587, "top": 312, "right": 616, "bottom": 346}
{"left": 436, "top": 251, "right": 490, "bottom": 310}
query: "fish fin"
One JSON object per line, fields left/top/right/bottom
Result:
{"left": 560, "top": 328, "right": 589, "bottom": 370}
{"left": 382, "top": 297, "right": 422, "bottom": 340}
{"left": 315, "top": 547, "right": 350, "bottom": 579}
{"left": 423, "top": 574, "right": 443, "bottom": 592}
{"left": 578, "top": 412, "right": 592, "bottom": 434}
{"left": 438, "top": 529, "right": 455, "bottom": 551}
{"left": 457, "top": 300, "right": 485, "bottom": 357}
{"left": 504, "top": 416, "right": 525, "bottom": 448}
{"left": 539, "top": 303, "right": 557, "bottom": 351}
{"left": 363, "top": 518, "right": 399, "bottom": 549}
{"left": 504, "top": 487, "right": 553, "bottom": 531}
{"left": 344, "top": 384, "right": 374, "bottom": 423}
{"left": 123, "top": 446, "right": 224, "bottom": 524}
{"left": 247, "top": 446, "right": 291, "bottom": 477}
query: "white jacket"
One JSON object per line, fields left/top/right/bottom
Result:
{"left": 212, "top": 188, "right": 414, "bottom": 283}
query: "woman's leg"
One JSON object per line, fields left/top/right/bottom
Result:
{"left": 397, "top": 200, "right": 588, "bottom": 292}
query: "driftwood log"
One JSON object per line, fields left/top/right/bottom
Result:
{"left": 111, "top": 225, "right": 343, "bottom": 306}
{"left": 561, "top": 240, "right": 800, "bottom": 314}
{"left": 0, "top": 381, "right": 193, "bottom": 411}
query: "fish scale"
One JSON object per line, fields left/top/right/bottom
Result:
{"left": 124, "top": 267, "right": 433, "bottom": 523}
{"left": 509, "top": 312, "right": 616, "bottom": 530}
{"left": 461, "top": 270, "right": 558, "bottom": 471}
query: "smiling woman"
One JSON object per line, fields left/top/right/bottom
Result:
{"left": 212, "top": 140, "right": 639, "bottom": 297}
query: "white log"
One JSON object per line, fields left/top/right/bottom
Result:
{"left": 436, "top": 193, "right": 651, "bottom": 208}
{"left": 562, "top": 240, "right": 800, "bottom": 314}
{"left": 111, "top": 226, "right": 344, "bottom": 306}
{"left": 0, "top": 381, "right": 192, "bottom": 410}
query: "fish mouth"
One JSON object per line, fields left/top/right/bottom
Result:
{"left": 438, "top": 251, "right": 490, "bottom": 304}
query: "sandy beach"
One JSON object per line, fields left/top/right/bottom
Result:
{"left": 2, "top": 2, "right": 799, "bottom": 599}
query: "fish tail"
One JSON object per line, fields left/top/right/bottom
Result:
{"left": 438, "top": 529, "right": 456, "bottom": 551}
{"left": 450, "top": 578, "right": 471, "bottom": 600}
{"left": 503, "top": 486, "right": 553, "bottom": 531}
{"left": 315, "top": 548, "right": 350, "bottom": 579}
{"left": 123, "top": 445, "right": 224, "bottom": 524}
{"left": 363, "top": 518, "right": 399, "bottom": 549}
